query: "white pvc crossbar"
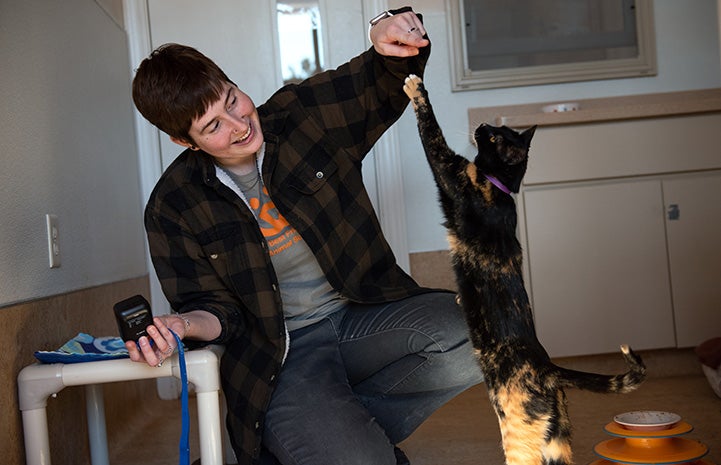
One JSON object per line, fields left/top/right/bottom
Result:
{"left": 17, "top": 348, "right": 224, "bottom": 465}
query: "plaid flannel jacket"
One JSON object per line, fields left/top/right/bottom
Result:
{"left": 145, "top": 40, "right": 430, "bottom": 464}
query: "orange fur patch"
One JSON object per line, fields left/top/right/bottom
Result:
{"left": 496, "top": 384, "right": 548, "bottom": 465}
{"left": 466, "top": 163, "right": 478, "bottom": 185}
{"left": 446, "top": 233, "right": 460, "bottom": 255}
{"left": 466, "top": 163, "right": 494, "bottom": 204}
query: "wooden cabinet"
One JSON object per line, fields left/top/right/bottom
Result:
{"left": 523, "top": 174, "right": 721, "bottom": 357}
{"left": 523, "top": 179, "right": 676, "bottom": 357}
{"left": 470, "top": 91, "right": 721, "bottom": 357}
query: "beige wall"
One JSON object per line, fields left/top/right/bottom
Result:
{"left": 409, "top": 250, "right": 456, "bottom": 292}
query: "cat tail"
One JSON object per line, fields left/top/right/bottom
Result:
{"left": 556, "top": 344, "right": 646, "bottom": 394}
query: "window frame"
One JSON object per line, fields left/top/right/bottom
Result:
{"left": 446, "top": 0, "right": 657, "bottom": 91}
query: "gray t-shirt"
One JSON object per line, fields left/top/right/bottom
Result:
{"left": 225, "top": 167, "right": 347, "bottom": 331}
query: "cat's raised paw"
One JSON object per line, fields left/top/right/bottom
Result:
{"left": 403, "top": 74, "right": 424, "bottom": 102}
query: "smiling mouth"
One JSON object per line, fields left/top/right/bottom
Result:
{"left": 234, "top": 125, "right": 252, "bottom": 144}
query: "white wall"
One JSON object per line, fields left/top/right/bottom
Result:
{"left": 0, "top": 1, "right": 147, "bottom": 306}
{"left": 395, "top": 0, "right": 721, "bottom": 253}
{"left": 2, "top": 0, "right": 716, "bottom": 308}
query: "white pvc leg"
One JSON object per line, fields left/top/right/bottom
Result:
{"left": 196, "top": 390, "right": 224, "bottom": 465}
{"left": 20, "top": 408, "right": 51, "bottom": 465}
{"left": 85, "top": 385, "right": 109, "bottom": 465}
{"left": 184, "top": 349, "right": 223, "bottom": 465}
{"left": 18, "top": 363, "right": 62, "bottom": 465}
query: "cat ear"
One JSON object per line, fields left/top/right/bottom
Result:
{"left": 522, "top": 125, "right": 537, "bottom": 145}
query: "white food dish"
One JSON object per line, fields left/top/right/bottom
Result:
{"left": 613, "top": 411, "right": 681, "bottom": 431}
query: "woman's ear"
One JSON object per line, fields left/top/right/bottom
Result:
{"left": 170, "top": 136, "right": 198, "bottom": 150}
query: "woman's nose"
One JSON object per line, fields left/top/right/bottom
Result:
{"left": 230, "top": 117, "right": 247, "bottom": 134}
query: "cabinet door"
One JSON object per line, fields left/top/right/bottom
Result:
{"left": 664, "top": 174, "right": 721, "bottom": 347}
{"left": 524, "top": 180, "right": 676, "bottom": 357}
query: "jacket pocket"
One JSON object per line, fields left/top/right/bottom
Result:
{"left": 285, "top": 150, "right": 339, "bottom": 195}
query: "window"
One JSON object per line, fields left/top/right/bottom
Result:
{"left": 447, "top": 0, "right": 656, "bottom": 91}
{"left": 277, "top": 1, "right": 325, "bottom": 84}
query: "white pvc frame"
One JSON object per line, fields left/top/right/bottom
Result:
{"left": 17, "top": 349, "right": 225, "bottom": 465}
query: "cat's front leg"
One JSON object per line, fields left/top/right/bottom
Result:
{"left": 404, "top": 74, "right": 470, "bottom": 204}
{"left": 403, "top": 74, "right": 452, "bottom": 163}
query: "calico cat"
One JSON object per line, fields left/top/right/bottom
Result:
{"left": 403, "top": 74, "right": 646, "bottom": 465}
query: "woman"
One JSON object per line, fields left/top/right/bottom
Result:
{"left": 128, "top": 7, "right": 482, "bottom": 465}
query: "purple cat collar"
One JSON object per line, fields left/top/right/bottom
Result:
{"left": 484, "top": 174, "right": 512, "bottom": 195}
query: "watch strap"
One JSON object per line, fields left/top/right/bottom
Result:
{"left": 369, "top": 6, "right": 413, "bottom": 26}
{"left": 369, "top": 10, "right": 393, "bottom": 27}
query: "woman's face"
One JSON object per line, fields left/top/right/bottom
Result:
{"left": 174, "top": 82, "right": 264, "bottom": 171}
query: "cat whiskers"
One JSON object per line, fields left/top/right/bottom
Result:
{"left": 455, "top": 129, "right": 477, "bottom": 147}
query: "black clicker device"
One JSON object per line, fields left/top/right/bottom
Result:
{"left": 113, "top": 294, "right": 153, "bottom": 342}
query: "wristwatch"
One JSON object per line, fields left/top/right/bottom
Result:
{"left": 369, "top": 6, "right": 413, "bottom": 27}
{"left": 369, "top": 10, "right": 393, "bottom": 27}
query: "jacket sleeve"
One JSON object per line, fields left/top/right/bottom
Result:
{"left": 144, "top": 202, "right": 247, "bottom": 346}
{"left": 282, "top": 12, "right": 431, "bottom": 161}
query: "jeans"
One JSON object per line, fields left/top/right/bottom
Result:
{"left": 259, "top": 292, "right": 484, "bottom": 465}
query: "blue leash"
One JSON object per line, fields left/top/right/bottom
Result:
{"left": 170, "top": 329, "right": 190, "bottom": 465}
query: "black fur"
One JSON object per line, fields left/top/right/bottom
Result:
{"left": 403, "top": 74, "right": 646, "bottom": 465}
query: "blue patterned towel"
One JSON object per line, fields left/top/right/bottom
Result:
{"left": 34, "top": 332, "right": 129, "bottom": 363}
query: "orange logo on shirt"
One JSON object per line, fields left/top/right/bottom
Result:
{"left": 248, "top": 186, "right": 300, "bottom": 256}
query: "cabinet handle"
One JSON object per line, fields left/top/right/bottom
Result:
{"left": 667, "top": 204, "right": 680, "bottom": 221}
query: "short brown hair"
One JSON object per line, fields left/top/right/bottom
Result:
{"left": 132, "top": 43, "right": 233, "bottom": 144}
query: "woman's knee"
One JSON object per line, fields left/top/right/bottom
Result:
{"left": 415, "top": 292, "right": 473, "bottom": 353}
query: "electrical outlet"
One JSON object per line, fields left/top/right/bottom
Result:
{"left": 46, "top": 214, "right": 61, "bottom": 268}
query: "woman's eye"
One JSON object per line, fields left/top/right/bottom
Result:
{"left": 227, "top": 96, "right": 237, "bottom": 111}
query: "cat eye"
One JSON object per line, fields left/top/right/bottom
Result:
{"left": 490, "top": 136, "right": 496, "bottom": 143}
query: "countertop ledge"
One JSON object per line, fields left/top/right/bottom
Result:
{"left": 468, "top": 88, "right": 721, "bottom": 130}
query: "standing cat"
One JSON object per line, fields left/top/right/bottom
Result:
{"left": 403, "top": 74, "right": 646, "bottom": 465}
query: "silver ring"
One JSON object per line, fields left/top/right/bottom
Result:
{"left": 407, "top": 26, "right": 417, "bottom": 33}
{"left": 162, "top": 345, "right": 175, "bottom": 356}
